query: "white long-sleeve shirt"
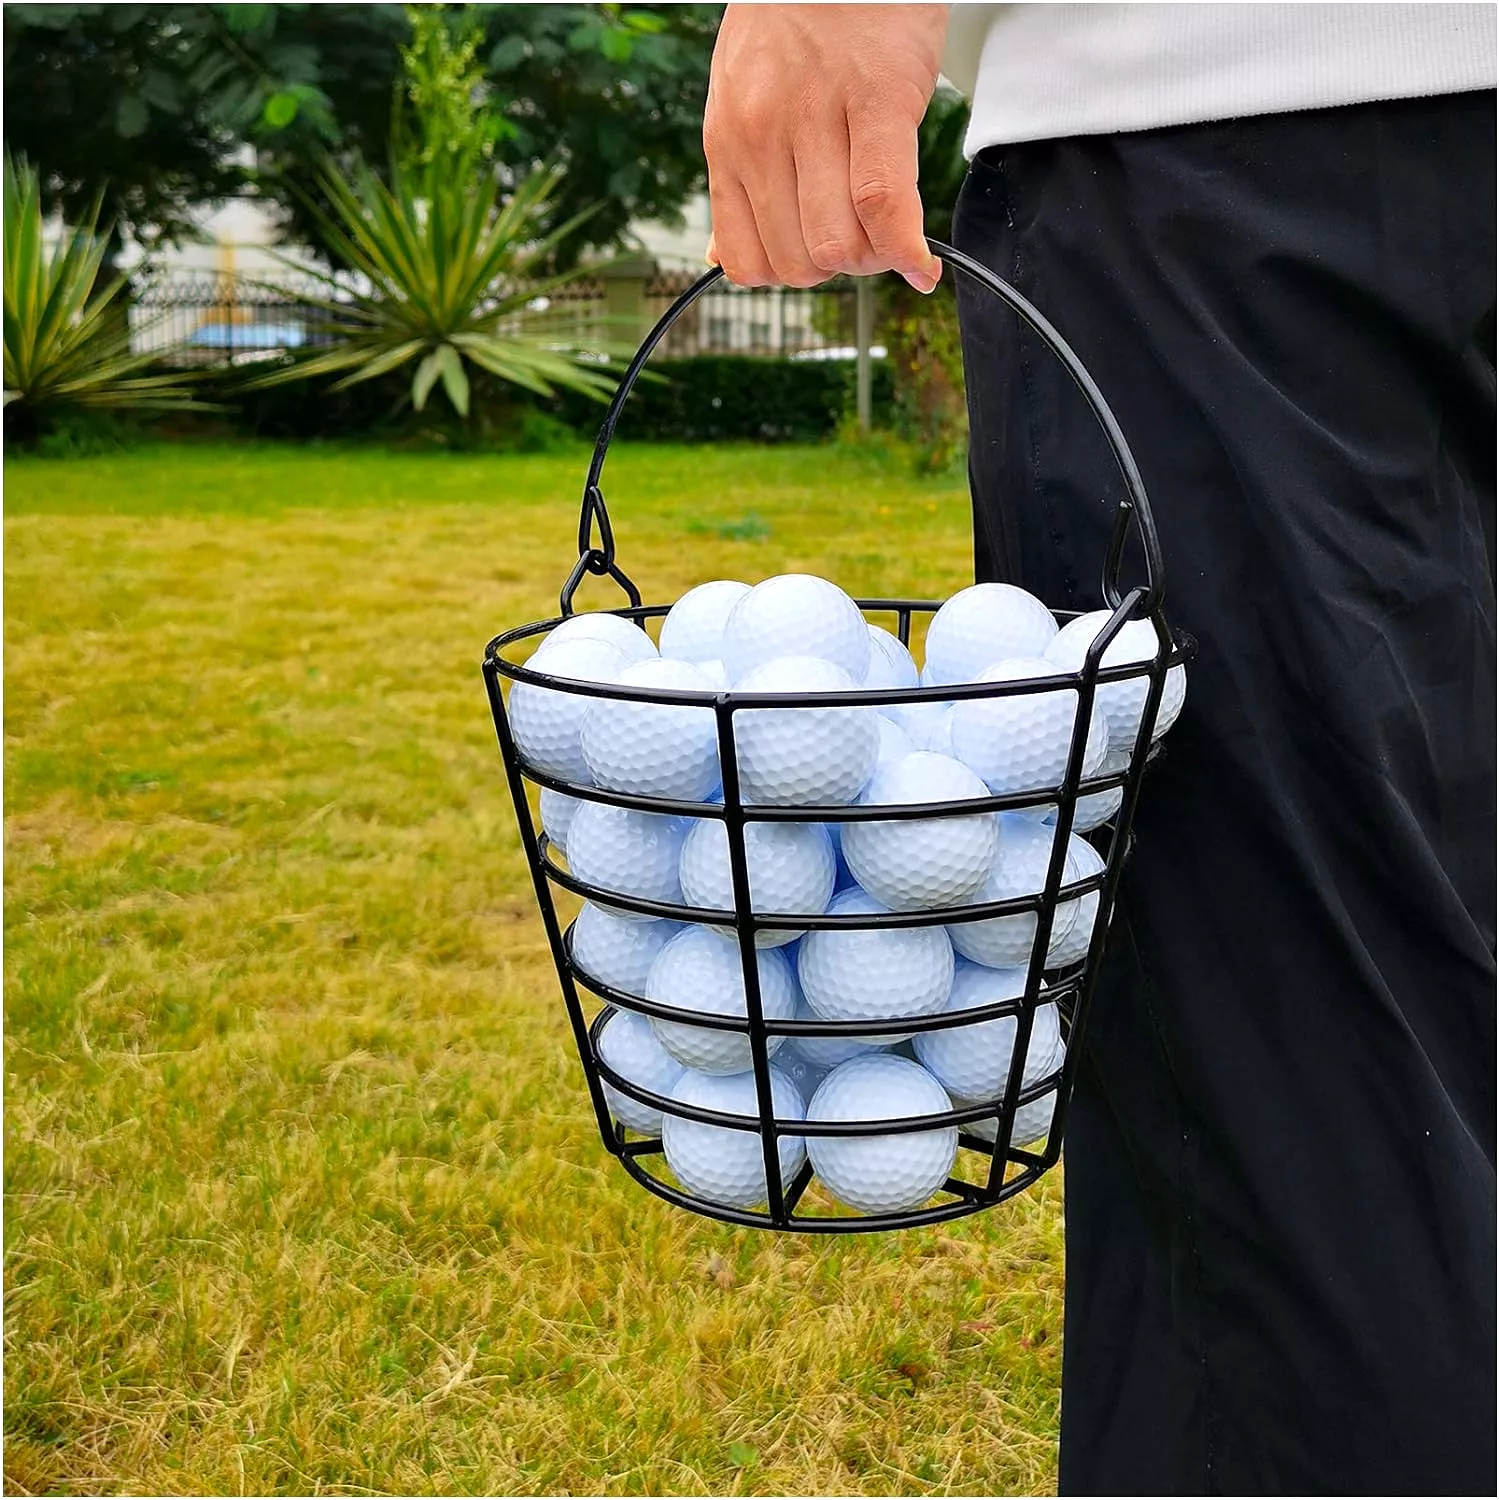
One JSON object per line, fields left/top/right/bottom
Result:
{"left": 943, "top": 3, "right": 1496, "bottom": 152}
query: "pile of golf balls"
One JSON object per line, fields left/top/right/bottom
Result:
{"left": 511, "top": 573, "right": 1185, "bottom": 1216}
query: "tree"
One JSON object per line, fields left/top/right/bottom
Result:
{"left": 2, "top": 4, "right": 719, "bottom": 261}
{"left": 243, "top": 9, "right": 616, "bottom": 424}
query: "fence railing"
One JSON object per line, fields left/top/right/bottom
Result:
{"left": 129, "top": 269, "right": 863, "bottom": 367}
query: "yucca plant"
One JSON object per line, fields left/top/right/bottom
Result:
{"left": 3, "top": 154, "right": 197, "bottom": 422}
{"left": 245, "top": 151, "right": 619, "bottom": 420}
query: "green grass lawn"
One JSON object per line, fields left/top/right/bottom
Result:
{"left": 5, "top": 441, "right": 1064, "bottom": 1496}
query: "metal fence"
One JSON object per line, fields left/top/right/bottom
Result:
{"left": 129, "top": 269, "right": 863, "bottom": 367}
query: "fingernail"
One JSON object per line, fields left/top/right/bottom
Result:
{"left": 904, "top": 270, "right": 938, "bottom": 294}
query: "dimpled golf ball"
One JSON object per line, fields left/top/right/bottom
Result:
{"left": 565, "top": 801, "right": 688, "bottom": 915}
{"left": 695, "top": 659, "right": 730, "bottom": 691}
{"left": 1044, "top": 611, "right": 1186, "bottom": 750}
{"left": 540, "top": 611, "right": 658, "bottom": 667}
{"left": 658, "top": 580, "right": 751, "bottom": 663}
{"left": 914, "top": 962, "right": 1063, "bottom": 1103}
{"left": 922, "top": 584, "right": 1059, "bottom": 687}
{"left": 947, "top": 815, "right": 1078, "bottom": 969}
{"left": 1039, "top": 784, "right": 1124, "bottom": 833}
{"left": 722, "top": 574, "right": 871, "bottom": 684}
{"left": 647, "top": 928, "right": 797, "bottom": 1074}
{"left": 967, "top": 1086, "right": 1060, "bottom": 1149}
{"left": 571, "top": 901, "right": 682, "bottom": 997}
{"left": 818, "top": 717, "right": 915, "bottom": 881}
{"left": 539, "top": 786, "right": 583, "bottom": 856}
{"left": 731, "top": 656, "right": 878, "bottom": 806}
{"left": 950, "top": 657, "right": 1110, "bottom": 799}
{"left": 783, "top": 989, "right": 891, "bottom": 1070}
{"left": 774, "top": 1042, "right": 832, "bottom": 1103}
{"left": 863, "top": 625, "right": 920, "bottom": 692}
{"left": 1049, "top": 835, "right": 1106, "bottom": 969}
{"left": 662, "top": 1066, "right": 807, "bottom": 1210}
{"left": 797, "top": 887, "right": 954, "bottom": 1043}
{"left": 886, "top": 698, "right": 957, "bottom": 753}
{"left": 581, "top": 658, "right": 721, "bottom": 800}
{"left": 509, "top": 638, "right": 628, "bottom": 782}
{"left": 874, "top": 715, "right": 917, "bottom": 768}
{"left": 597, "top": 1007, "right": 687, "bottom": 1132}
{"left": 842, "top": 752, "right": 998, "bottom": 911}
{"left": 678, "top": 818, "right": 835, "bottom": 947}
{"left": 807, "top": 1055, "right": 958, "bottom": 1215}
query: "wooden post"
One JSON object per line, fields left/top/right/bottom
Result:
{"left": 855, "top": 276, "right": 874, "bottom": 430}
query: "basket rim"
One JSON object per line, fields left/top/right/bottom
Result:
{"left": 486, "top": 602, "right": 1193, "bottom": 705}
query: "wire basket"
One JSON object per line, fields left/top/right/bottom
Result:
{"left": 482, "top": 239, "right": 1190, "bottom": 1233}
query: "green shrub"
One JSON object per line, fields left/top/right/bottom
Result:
{"left": 553, "top": 355, "right": 895, "bottom": 444}
{"left": 205, "top": 355, "right": 893, "bottom": 448}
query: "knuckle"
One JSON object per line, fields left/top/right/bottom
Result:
{"left": 722, "top": 256, "right": 773, "bottom": 288}
{"left": 767, "top": 255, "right": 820, "bottom": 289}
{"left": 806, "top": 237, "right": 859, "bottom": 273}
{"left": 852, "top": 178, "right": 899, "bottom": 218}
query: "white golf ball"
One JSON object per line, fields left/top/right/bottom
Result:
{"left": 581, "top": 658, "right": 721, "bottom": 800}
{"left": 678, "top": 818, "right": 835, "bottom": 947}
{"left": 565, "top": 801, "right": 688, "bottom": 915}
{"left": 842, "top": 752, "right": 998, "bottom": 911}
{"left": 1049, "top": 835, "right": 1106, "bottom": 970}
{"left": 797, "top": 886, "right": 954, "bottom": 1044}
{"left": 774, "top": 1043, "right": 832, "bottom": 1104}
{"left": 808, "top": 1055, "right": 958, "bottom": 1215}
{"left": 731, "top": 656, "right": 878, "bottom": 806}
{"left": 597, "top": 1007, "right": 687, "bottom": 1132}
{"left": 538, "top": 786, "right": 583, "bottom": 856}
{"left": 947, "top": 815, "right": 1079, "bottom": 969}
{"left": 863, "top": 625, "right": 920, "bottom": 692}
{"left": 1044, "top": 611, "right": 1186, "bottom": 751}
{"left": 539, "top": 612, "right": 658, "bottom": 667}
{"left": 967, "top": 1087, "right": 1060, "bottom": 1150}
{"left": 949, "top": 657, "right": 1109, "bottom": 799}
{"left": 922, "top": 584, "right": 1058, "bottom": 686}
{"left": 914, "top": 962, "right": 1063, "bottom": 1104}
{"left": 662, "top": 1066, "right": 807, "bottom": 1210}
{"left": 874, "top": 715, "right": 917, "bottom": 769}
{"left": 659, "top": 580, "right": 751, "bottom": 663}
{"left": 722, "top": 574, "right": 871, "bottom": 684}
{"left": 647, "top": 927, "right": 797, "bottom": 1074}
{"left": 885, "top": 698, "right": 957, "bottom": 754}
{"left": 571, "top": 901, "right": 681, "bottom": 997}
{"left": 782, "top": 988, "right": 891, "bottom": 1071}
{"left": 1038, "top": 784, "right": 1125, "bottom": 833}
{"left": 695, "top": 658, "right": 730, "bottom": 691}
{"left": 509, "top": 638, "right": 628, "bottom": 782}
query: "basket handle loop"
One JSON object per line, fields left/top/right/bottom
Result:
{"left": 570, "top": 240, "right": 1164, "bottom": 618}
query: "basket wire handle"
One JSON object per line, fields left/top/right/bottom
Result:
{"left": 565, "top": 240, "right": 1165, "bottom": 617}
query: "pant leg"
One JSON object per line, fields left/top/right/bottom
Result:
{"left": 952, "top": 92, "right": 1497, "bottom": 1496}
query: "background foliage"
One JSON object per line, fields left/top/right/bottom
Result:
{"left": 881, "top": 88, "right": 971, "bottom": 474}
{"left": 2, "top": 3, "right": 721, "bottom": 261}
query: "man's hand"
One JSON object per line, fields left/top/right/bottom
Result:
{"left": 703, "top": 4, "right": 948, "bottom": 291}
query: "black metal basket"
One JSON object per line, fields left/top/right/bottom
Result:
{"left": 482, "top": 239, "right": 1189, "bottom": 1233}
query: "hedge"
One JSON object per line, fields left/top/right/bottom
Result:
{"left": 550, "top": 355, "right": 895, "bottom": 444}
{"left": 199, "top": 354, "right": 894, "bottom": 446}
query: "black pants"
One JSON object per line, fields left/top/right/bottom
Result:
{"left": 953, "top": 93, "right": 1496, "bottom": 1496}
